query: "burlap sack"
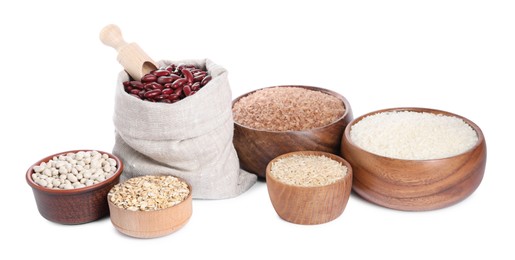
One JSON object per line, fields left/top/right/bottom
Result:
{"left": 112, "top": 59, "right": 256, "bottom": 199}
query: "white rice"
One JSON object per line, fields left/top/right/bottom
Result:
{"left": 350, "top": 111, "right": 478, "bottom": 160}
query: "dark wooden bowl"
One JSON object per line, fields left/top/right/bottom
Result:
{"left": 26, "top": 150, "right": 124, "bottom": 224}
{"left": 341, "top": 107, "right": 487, "bottom": 211}
{"left": 266, "top": 151, "right": 353, "bottom": 225}
{"left": 108, "top": 176, "right": 192, "bottom": 238}
{"left": 233, "top": 85, "right": 353, "bottom": 178}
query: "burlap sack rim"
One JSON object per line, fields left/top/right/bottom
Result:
{"left": 114, "top": 59, "right": 233, "bottom": 141}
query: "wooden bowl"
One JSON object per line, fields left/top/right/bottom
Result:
{"left": 233, "top": 85, "right": 353, "bottom": 178}
{"left": 341, "top": 107, "right": 487, "bottom": 211}
{"left": 107, "top": 176, "right": 192, "bottom": 238}
{"left": 266, "top": 151, "right": 353, "bottom": 225}
{"left": 26, "top": 150, "right": 124, "bottom": 224}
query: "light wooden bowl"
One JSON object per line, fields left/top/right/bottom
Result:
{"left": 233, "top": 85, "right": 353, "bottom": 178}
{"left": 26, "top": 150, "right": 123, "bottom": 224}
{"left": 266, "top": 151, "right": 353, "bottom": 225}
{"left": 107, "top": 176, "right": 192, "bottom": 238}
{"left": 341, "top": 107, "right": 487, "bottom": 211}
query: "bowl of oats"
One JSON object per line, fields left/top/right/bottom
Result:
{"left": 107, "top": 175, "right": 192, "bottom": 238}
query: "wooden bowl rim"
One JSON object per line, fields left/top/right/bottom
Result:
{"left": 344, "top": 107, "right": 486, "bottom": 162}
{"left": 107, "top": 175, "right": 193, "bottom": 213}
{"left": 265, "top": 150, "right": 353, "bottom": 189}
{"left": 232, "top": 85, "right": 352, "bottom": 133}
{"left": 26, "top": 149, "right": 124, "bottom": 195}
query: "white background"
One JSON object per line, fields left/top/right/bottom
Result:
{"left": 1, "top": 0, "right": 513, "bottom": 259}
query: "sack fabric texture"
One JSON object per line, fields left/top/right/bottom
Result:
{"left": 113, "top": 59, "right": 256, "bottom": 199}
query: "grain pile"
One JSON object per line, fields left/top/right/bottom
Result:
{"left": 108, "top": 175, "right": 190, "bottom": 211}
{"left": 350, "top": 111, "right": 478, "bottom": 160}
{"left": 232, "top": 87, "right": 345, "bottom": 131}
{"left": 270, "top": 155, "right": 348, "bottom": 187}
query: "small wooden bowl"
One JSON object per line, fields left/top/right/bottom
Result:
{"left": 26, "top": 150, "right": 124, "bottom": 224}
{"left": 266, "top": 151, "right": 353, "bottom": 225}
{"left": 233, "top": 85, "right": 353, "bottom": 178}
{"left": 341, "top": 107, "right": 487, "bottom": 211}
{"left": 107, "top": 176, "right": 192, "bottom": 238}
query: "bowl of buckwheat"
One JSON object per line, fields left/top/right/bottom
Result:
{"left": 26, "top": 150, "right": 124, "bottom": 224}
{"left": 107, "top": 175, "right": 192, "bottom": 238}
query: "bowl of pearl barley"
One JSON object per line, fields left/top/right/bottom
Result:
{"left": 26, "top": 150, "right": 124, "bottom": 224}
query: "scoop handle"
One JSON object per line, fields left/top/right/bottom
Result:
{"left": 99, "top": 24, "right": 157, "bottom": 81}
{"left": 99, "top": 24, "right": 128, "bottom": 51}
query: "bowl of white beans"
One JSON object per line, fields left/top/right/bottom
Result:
{"left": 26, "top": 150, "right": 124, "bottom": 224}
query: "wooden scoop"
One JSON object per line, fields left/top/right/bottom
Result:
{"left": 100, "top": 24, "right": 158, "bottom": 81}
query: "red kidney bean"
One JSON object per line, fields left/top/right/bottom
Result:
{"left": 130, "top": 94, "right": 141, "bottom": 99}
{"left": 168, "top": 93, "right": 180, "bottom": 100}
{"left": 123, "top": 64, "right": 210, "bottom": 103}
{"left": 154, "top": 94, "right": 167, "bottom": 101}
{"left": 162, "top": 88, "right": 174, "bottom": 95}
{"left": 173, "top": 87, "right": 183, "bottom": 95}
{"left": 183, "top": 85, "right": 192, "bottom": 96}
{"left": 172, "top": 78, "right": 188, "bottom": 89}
{"left": 144, "top": 89, "right": 162, "bottom": 99}
{"left": 193, "top": 71, "right": 207, "bottom": 77}
{"left": 141, "top": 74, "right": 157, "bottom": 83}
{"left": 164, "top": 64, "right": 176, "bottom": 72}
{"left": 130, "top": 81, "right": 143, "bottom": 89}
{"left": 193, "top": 75, "right": 204, "bottom": 82}
{"left": 152, "top": 69, "right": 170, "bottom": 77}
{"left": 157, "top": 76, "right": 174, "bottom": 84}
{"left": 182, "top": 69, "right": 194, "bottom": 83}
{"left": 200, "top": 75, "right": 212, "bottom": 86}
{"left": 191, "top": 82, "right": 201, "bottom": 91}
{"left": 176, "top": 64, "right": 186, "bottom": 71}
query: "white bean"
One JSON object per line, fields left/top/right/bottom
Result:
{"left": 33, "top": 165, "right": 45, "bottom": 173}
{"left": 37, "top": 179, "right": 48, "bottom": 186}
{"left": 107, "top": 158, "right": 117, "bottom": 167}
{"left": 83, "top": 170, "right": 92, "bottom": 179}
{"left": 58, "top": 167, "right": 68, "bottom": 175}
{"left": 31, "top": 150, "right": 117, "bottom": 190}
{"left": 52, "top": 179, "right": 61, "bottom": 187}
{"left": 76, "top": 151, "right": 85, "bottom": 160}
{"left": 67, "top": 174, "right": 78, "bottom": 183}
{"left": 42, "top": 169, "right": 51, "bottom": 177}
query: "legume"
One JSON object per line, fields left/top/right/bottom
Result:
{"left": 123, "top": 64, "right": 211, "bottom": 103}
{"left": 31, "top": 151, "right": 118, "bottom": 189}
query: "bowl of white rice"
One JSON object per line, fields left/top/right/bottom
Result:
{"left": 341, "top": 107, "right": 486, "bottom": 211}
